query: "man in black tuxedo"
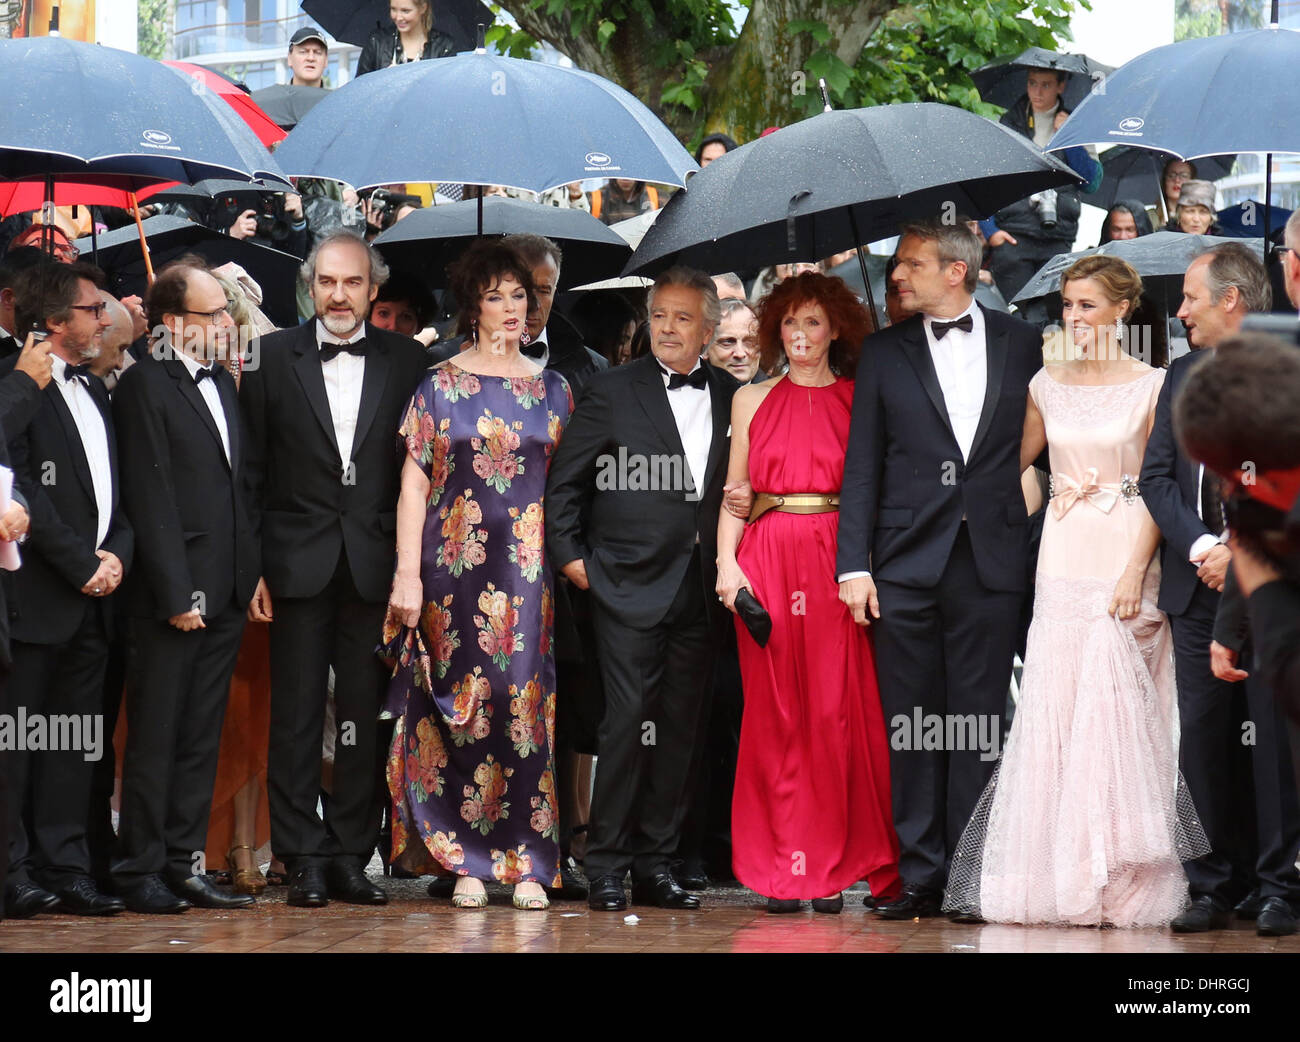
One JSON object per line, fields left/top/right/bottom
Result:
{"left": 1, "top": 262, "right": 132, "bottom": 918}
{"left": 547, "top": 267, "right": 739, "bottom": 911}
{"left": 836, "top": 219, "right": 1041, "bottom": 920}
{"left": 108, "top": 262, "right": 260, "bottom": 913}
{"left": 241, "top": 231, "right": 428, "bottom": 908}
{"left": 1141, "top": 244, "right": 1300, "bottom": 936}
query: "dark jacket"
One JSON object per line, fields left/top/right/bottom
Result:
{"left": 1099, "top": 197, "right": 1155, "bottom": 243}
{"left": 356, "top": 26, "right": 456, "bottom": 77}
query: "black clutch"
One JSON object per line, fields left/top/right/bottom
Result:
{"left": 734, "top": 587, "right": 772, "bottom": 648}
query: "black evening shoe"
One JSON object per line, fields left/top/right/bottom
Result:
{"left": 120, "top": 874, "right": 191, "bottom": 914}
{"left": 632, "top": 872, "right": 701, "bottom": 909}
{"left": 286, "top": 864, "right": 329, "bottom": 908}
{"left": 1255, "top": 897, "right": 1298, "bottom": 937}
{"left": 873, "top": 885, "right": 941, "bottom": 920}
{"left": 166, "top": 873, "right": 256, "bottom": 909}
{"left": 427, "top": 875, "right": 456, "bottom": 899}
{"left": 53, "top": 876, "right": 126, "bottom": 916}
{"left": 1170, "top": 895, "right": 1232, "bottom": 933}
{"left": 587, "top": 874, "right": 628, "bottom": 911}
{"left": 4, "top": 881, "right": 62, "bottom": 919}
{"left": 547, "top": 857, "right": 589, "bottom": 901}
{"left": 811, "top": 894, "right": 843, "bottom": 915}
{"left": 327, "top": 860, "right": 388, "bottom": 905}
{"left": 1234, "top": 888, "right": 1263, "bottom": 921}
{"left": 766, "top": 897, "right": 802, "bottom": 913}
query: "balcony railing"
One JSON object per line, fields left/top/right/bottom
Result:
{"left": 173, "top": 12, "right": 324, "bottom": 59}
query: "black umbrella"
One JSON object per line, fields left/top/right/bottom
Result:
{"left": 249, "top": 83, "right": 330, "bottom": 131}
{"left": 972, "top": 47, "right": 1113, "bottom": 112}
{"left": 301, "top": 0, "right": 492, "bottom": 50}
{"left": 74, "top": 215, "right": 302, "bottom": 328}
{"left": 1093, "top": 146, "right": 1236, "bottom": 215}
{"left": 374, "top": 197, "right": 632, "bottom": 289}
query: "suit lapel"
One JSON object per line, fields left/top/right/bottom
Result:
{"left": 352, "top": 324, "right": 390, "bottom": 458}
{"left": 632, "top": 355, "right": 688, "bottom": 459}
{"left": 699, "top": 367, "right": 730, "bottom": 498}
{"left": 218, "top": 367, "right": 241, "bottom": 473}
{"left": 898, "top": 317, "right": 958, "bottom": 446}
{"left": 45, "top": 383, "right": 96, "bottom": 501}
{"left": 967, "top": 305, "right": 1008, "bottom": 464}
{"left": 290, "top": 325, "right": 342, "bottom": 460}
{"left": 163, "top": 356, "right": 228, "bottom": 467}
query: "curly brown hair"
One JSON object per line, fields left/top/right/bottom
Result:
{"left": 755, "top": 271, "right": 875, "bottom": 376}
{"left": 446, "top": 239, "right": 537, "bottom": 339}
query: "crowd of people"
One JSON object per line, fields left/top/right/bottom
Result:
{"left": 0, "top": 30, "right": 1296, "bottom": 943}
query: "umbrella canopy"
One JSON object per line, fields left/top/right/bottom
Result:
{"left": 0, "top": 178, "right": 184, "bottom": 218}
{"left": 608, "top": 210, "right": 661, "bottom": 250}
{"left": 75, "top": 215, "right": 302, "bottom": 328}
{"left": 302, "top": 0, "right": 492, "bottom": 50}
{"left": 0, "top": 36, "right": 285, "bottom": 189}
{"left": 624, "top": 102, "right": 1081, "bottom": 278}
{"left": 374, "top": 196, "right": 631, "bottom": 289}
{"left": 1216, "top": 200, "right": 1292, "bottom": 239}
{"left": 1093, "top": 146, "right": 1236, "bottom": 213}
{"left": 249, "top": 83, "right": 330, "bottom": 131}
{"left": 162, "top": 61, "right": 287, "bottom": 148}
{"left": 972, "top": 47, "right": 1113, "bottom": 112}
{"left": 274, "top": 51, "right": 697, "bottom": 195}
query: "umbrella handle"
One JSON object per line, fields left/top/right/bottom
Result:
{"left": 127, "top": 192, "right": 156, "bottom": 286}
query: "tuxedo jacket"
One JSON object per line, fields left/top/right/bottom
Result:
{"left": 1138, "top": 350, "right": 1216, "bottom": 618}
{"left": 835, "top": 305, "right": 1042, "bottom": 592}
{"left": 112, "top": 347, "right": 259, "bottom": 621}
{"left": 239, "top": 321, "right": 429, "bottom": 604}
{"left": 545, "top": 353, "right": 740, "bottom": 630}
{"left": 0, "top": 355, "right": 133, "bottom": 646}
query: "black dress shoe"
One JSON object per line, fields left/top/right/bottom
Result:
{"left": 286, "top": 865, "right": 329, "bottom": 908}
{"left": 766, "top": 897, "right": 802, "bottom": 913}
{"left": 1171, "top": 895, "right": 1232, "bottom": 933}
{"left": 120, "top": 875, "right": 191, "bottom": 915}
{"left": 4, "top": 881, "right": 61, "bottom": 919}
{"left": 874, "top": 885, "right": 941, "bottom": 921}
{"left": 1234, "top": 888, "right": 1263, "bottom": 921}
{"left": 948, "top": 909, "right": 986, "bottom": 924}
{"left": 166, "top": 874, "right": 255, "bottom": 909}
{"left": 673, "top": 858, "right": 711, "bottom": 891}
{"left": 53, "top": 876, "right": 126, "bottom": 916}
{"left": 1255, "top": 897, "right": 1298, "bottom": 937}
{"left": 632, "top": 872, "right": 701, "bottom": 909}
{"left": 327, "top": 861, "right": 388, "bottom": 905}
{"left": 427, "top": 875, "right": 456, "bottom": 899}
{"left": 547, "top": 857, "right": 589, "bottom": 901}
{"left": 587, "top": 874, "right": 628, "bottom": 911}
{"left": 811, "top": 894, "right": 844, "bottom": 915}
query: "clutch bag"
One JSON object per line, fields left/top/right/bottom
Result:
{"left": 734, "top": 587, "right": 773, "bottom": 648}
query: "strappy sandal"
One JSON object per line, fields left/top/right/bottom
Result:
{"left": 227, "top": 845, "right": 267, "bottom": 895}
{"left": 512, "top": 882, "right": 549, "bottom": 911}
{"left": 451, "top": 878, "right": 488, "bottom": 909}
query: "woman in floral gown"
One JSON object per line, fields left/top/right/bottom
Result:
{"left": 384, "top": 240, "right": 572, "bottom": 910}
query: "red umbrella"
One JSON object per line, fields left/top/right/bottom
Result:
{"left": 0, "top": 178, "right": 175, "bottom": 218}
{"left": 162, "top": 61, "right": 287, "bottom": 149}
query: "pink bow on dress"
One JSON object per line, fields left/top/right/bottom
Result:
{"left": 1050, "top": 467, "right": 1121, "bottom": 520}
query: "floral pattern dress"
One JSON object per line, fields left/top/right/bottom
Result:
{"left": 382, "top": 361, "right": 572, "bottom": 886}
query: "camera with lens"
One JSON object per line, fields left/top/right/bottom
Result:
{"left": 359, "top": 188, "right": 422, "bottom": 233}
{"left": 1030, "top": 189, "right": 1059, "bottom": 229}
{"left": 212, "top": 191, "right": 296, "bottom": 247}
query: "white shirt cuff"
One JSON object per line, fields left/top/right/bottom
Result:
{"left": 837, "top": 570, "right": 871, "bottom": 582}
{"left": 1188, "top": 533, "right": 1223, "bottom": 563}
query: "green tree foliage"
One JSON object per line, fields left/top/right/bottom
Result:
{"left": 138, "top": 0, "right": 171, "bottom": 60}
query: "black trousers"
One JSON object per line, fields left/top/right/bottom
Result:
{"left": 872, "top": 525, "right": 1022, "bottom": 892}
{"left": 1174, "top": 585, "right": 1300, "bottom": 903}
{"left": 87, "top": 606, "right": 127, "bottom": 885}
{"left": 267, "top": 551, "right": 388, "bottom": 871}
{"left": 5, "top": 601, "right": 110, "bottom": 891}
{"left": 0, "top": 666, "right": 9, "bottom": 915}
{"left": 586, "top": 549, "right": 715, "bottom": 881}
{"left": 111, "top": 601, "right": 246, "bottom": 884}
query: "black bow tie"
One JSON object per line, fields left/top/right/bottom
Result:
{"left": 931, "top": 314, "right": 974, "bottom": 339}
{"left": 662, "top": 364, "right": 708, "bottom": 390}
{"left": 193, "top": 365, "right": 215, "bottom": 384}
{"left": 521, "top": 339, "right": 546, "bottom": 360}
{"left": 62, "top": 363, "right": 92, "bottom": 385}
{"left": 0, "top": 335, "right": 19, "bottom": 357}
{"left": 319, "top": 338, "right": 366, "bottom": 362}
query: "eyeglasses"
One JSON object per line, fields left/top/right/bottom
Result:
{"left": 1165, "top": 171, "right": 1193, "bottom": 182}
{"left": 69, "top": 303, "right": 106, "bottom": 319}
{"left": 185, "top": 305, "right": 233, "bottom": 321}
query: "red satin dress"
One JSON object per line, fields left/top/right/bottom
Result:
{"left": 731, "top": 376, "right": 900, "bottom": 900}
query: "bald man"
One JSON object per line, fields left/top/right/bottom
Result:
{"left": 89, "top": 293, "right": 137, "bottom": 392}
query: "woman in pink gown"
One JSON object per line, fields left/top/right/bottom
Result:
{"left": 944, "top": 256, "right": 1208, "bottom": 927}
{"left": 716, "top": 273, "right": 900, "bottom": 914}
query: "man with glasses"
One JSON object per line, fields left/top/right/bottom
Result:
{"left": 108, "top": 261, "right": 259, "bottom": 914}
{"left": 0, "top": 262, "right": 133, "bottom": 919}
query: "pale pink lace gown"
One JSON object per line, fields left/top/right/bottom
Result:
{"left": 944, "top": 366, "right": 1208, "bottom": 927}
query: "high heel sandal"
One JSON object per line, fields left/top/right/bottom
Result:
{"left": 227, "top": 845, "right": 267, "bottom": 895}
{"left": 512, "top": 882, "right": 549, "bottom": 911}
{"left": 451, "top": 877, "right": 488, "bottom": 909}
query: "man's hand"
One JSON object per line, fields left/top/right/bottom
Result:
{"left": 120, "top": 294, "right": 148, "bottom": 340}
{"left": 722, "top": 479, "right": 753, "bottom": 520}
{"left": 169, "top": 609, "right": 206, "bottom": 632}
{"left": 80, "top": 555, "right": 121, "bottom": 597}
{"left": 15, "top": 332, "right": 53, "bottom": 389}
{"left": 561, "top": 559, "right": 589, "bottom": 590}
{"left": 0, "top": 502, "right": 28, "bottom": 542}
{"left": 283, "top": 193, "right": 304, "bottom": 220}
{"left": 248, "top": 576, "right": 273, "bottom": 622}
{"left": 839, "top": 575, "right": 880, "bottom": 627}
{"left": 987, "top": 230, "right": 1018, "bottom": 248}
{"left": 1193, "top": 543, "right": 1231, "bottom": 592}
{"left": 1053, "top": 109, "right": 1069, "bottom": 132}
{"left": 1209, "top": 640, "right": 1249, "bottom": 683}
{"left": 228, "top": 209, "right": 258, "bottom": 240}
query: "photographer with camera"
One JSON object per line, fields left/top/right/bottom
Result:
{"left": 218, "top": 189, "right": 309, "bottom": 258}
{"left": 356, "top": 187, "right": 422, "bottom": 241}
{"left": 979, "top": 67, "right": 1102, "bottom": 301}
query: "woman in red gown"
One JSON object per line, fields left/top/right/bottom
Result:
{"left": 716, "top": 273, "right": 900, "bottom": 913}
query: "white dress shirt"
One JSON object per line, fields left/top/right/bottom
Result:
{"left": 52, "top": 354, "right": 112, "bottom": 548}
{"left": 660, "top": 359, "right": 712, "bottom": 499}
{"left": 176, "top": 349, "right": 231, "bottom": 465}
{"left": 527, "top": 326, "right": 550, "bottom": 369}
{"left": 923, "top": 301, "right": 986, "bottom": 463}
{"left": 316, "top": 319, "right": 366, "bottom": 467}
{"left": 1188, "top": 464, "right": 1226, "bottom": 563}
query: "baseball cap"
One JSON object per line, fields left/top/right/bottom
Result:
{"left": 289, "top": 27, "right": 327, "bottom": 50}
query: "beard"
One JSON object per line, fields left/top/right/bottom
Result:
{"left": 319, "top": 306, "right": 363, "bottom": 337}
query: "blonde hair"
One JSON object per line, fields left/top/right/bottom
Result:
{"left": 1060, "top": 255, "right": 1142, "bottom": 319}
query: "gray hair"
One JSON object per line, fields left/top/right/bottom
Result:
{"left": 1201, "top": 242, "right": 1271, "bottom": 314}
{"left": 648, "top": 265, "right": 721, "bottom": 328}
{"left": 1284, "top": 209, "right": 1300, "bottom": 252}
{"left": 711, "top": 298, "right": 754, "bottom": 345}
{"left": 713, "top": 271, "right": 745, "bottom": 294}
{"left": 898, "top": 217, "right": 982, "bottom": 293}
{"left": 300, "top": 229, "right": 389, "bottom": 289}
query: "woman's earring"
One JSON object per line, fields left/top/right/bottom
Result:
{"left": 471, "top": 320, "right": 477, "bottom": 348}
{"left": 1114, "top": 317, "right": 1124, "bottom": 342}
{"left": 520, "top": 327, "right": 532, "bottom": 347}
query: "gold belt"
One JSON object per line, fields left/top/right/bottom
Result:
{"left": 749, "top": 492, "right": 840, "bottom": 523}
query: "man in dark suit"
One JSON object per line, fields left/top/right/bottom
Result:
{"left": 1141, "top": 244, "right": 1300, "bottom": 936}
{"left": 241, "top": 230, "right": 428, "bottom": 908}
{"left": 108, "top": 262, "right": 261, "bottom": 913}
{"left": 546, "top": 266, "right": 739, "bottom": 911}
{"left": 1, "top": 261, "right": 132, "bottom": 918}
{"left": 836, "top": 219, "right": 1041, "bottom": 920}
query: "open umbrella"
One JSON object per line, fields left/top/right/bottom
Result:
{"left": 972, "top": 47, "right": 1113, "bottom": 112}
{"left": 162, "top": 61, "right": 287, "bottom": 148}
{"left": 1048, "top": 12, "right": 1300, "bottom": 253}
{"left": 1093, "top": 146, "right": 1236, "bottom": 215}
{"left": 249, "top": 83, "right": 330, "bottom": 131}
{"left": 374, "top": 196, "right": 631, "bottom": 289}
{"left": 302, "top": 0, "right": 492, "bottom": 51}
